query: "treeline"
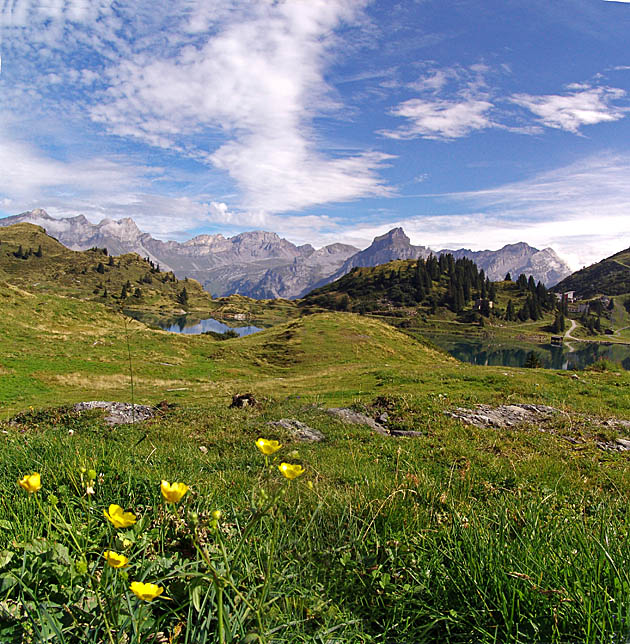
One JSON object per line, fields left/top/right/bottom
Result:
{"left": 303, "top": 255, "right": 558, "bottom": 322}
{"left": 303, "top": 255, "right": 497, "bottom": 315}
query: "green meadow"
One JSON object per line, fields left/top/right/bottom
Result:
{"left": 1, "top": 284, "right": 630, "bottom": 643}
{"left": 1, "top": 231, "right": 630, "bottom": 642}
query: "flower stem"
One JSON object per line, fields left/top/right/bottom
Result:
{"left": 217, "top": 586, "right": 225, "bottom": 644}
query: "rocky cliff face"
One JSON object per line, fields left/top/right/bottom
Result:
{"left": 443, "top": 242, "right": 571, "bottom": 286}
{"left": 0, "top": 210, "right": 359, "bottom": 298}
{"left": 0, "top": 210, "right": 572, "bottom": 297}
{"left": 323, "top": 228, "right": 431, "bottom": 286}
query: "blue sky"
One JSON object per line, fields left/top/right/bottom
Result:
{"left": 1, "top": 0, "right": 630, "bottom": 269}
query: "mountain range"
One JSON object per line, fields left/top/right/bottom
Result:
{"left": 0, "top": 209, "right": 572, "bottom": 298}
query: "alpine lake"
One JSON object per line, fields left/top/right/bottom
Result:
{"left": 126, "top": 310, "right": 630, "bottom": 371}
{"left": 124, "top": 310, "right": 263, "bottom": 337}
{"left": 420, "top": 331, "right": 630, "bottom": 371}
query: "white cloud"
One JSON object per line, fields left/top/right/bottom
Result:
{"left": 436, "top": 153, "right": 630, "bottom": 268}
{"left": 383, "top": 63, "right": 629, "bottom": 140}
{"left": 381, "top": 96, "right": 494, "bottom": 140}
{"left": 82, "top": 0, "right": 391, "bottom": 212}
{"left": 382, "top": 64, "right": 497, "bottom": 140}
{"left": 510, "top": 86, "right": 627, "bottom": 133}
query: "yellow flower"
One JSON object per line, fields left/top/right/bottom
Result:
{"left": 130, "top": 581, "right": 164, "bottom": 601}
{"left": 18, "top": 473, "right": 41, "bottom": 494}
{"left": 278, "top": 462, "right": 305, "bottom": 480}
{"left": 160, "top": 480, "right": 189, "bottom": 503}
{"left": 104, "top": 504, "right": 137, "bottom": 528}
{"left": 104, "top": 551, "right": 129, "bottom": 568}
{"left": 255, "top": 438, "right": 282, "bottom": 455}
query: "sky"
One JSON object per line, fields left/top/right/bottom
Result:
{"left": 1, "top": 0, "right": 630, "bottom": 270}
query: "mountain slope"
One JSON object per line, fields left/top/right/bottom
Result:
{"left": 552, "top": 247, "right": 630, "bottom": 298}
{"left": 325, "top": 230, "right": 571, "bottom": 289}
{"left": 443, "top": 242, "right": 570, "bottom": 286}
{"left": 1, "top": 210, "right": 571, "bottom": 297}
{"left": 0, "top": 223, "right": 212, "bottom": 309}
{"left": 0, "top": 210, "right": 358, "bottom": 299}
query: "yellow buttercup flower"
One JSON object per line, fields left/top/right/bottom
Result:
{"left": 255, "top": 438, "right": 282, "bottom": 455}
{"left": 104, "top": 504, "right": 137, "bottom": 528}
{"left": 278, "top": 462, "right": 305, "bottom": 480}
{"left": 18, "top": 473, "right": 41, "bottom": 494}
{"left": 130, "top": 581, "right": 164, "bottom": 601}
{"left": 104, "top": 551, "right": 129, "bottom": 568}
{"left": 160, "top": 480, "right": 189, "bottom": 503}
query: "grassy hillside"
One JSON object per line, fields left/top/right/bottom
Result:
{"left": 1, "top": 286, "right": 630, "bottom": 641}
{"left": 0, "top": 222, "right": 215, "bottom": 309}
{"left": 2, "top": 235, "right": 630, "bottom": 642}
{"left": 553, "top": 246, "right": 630, "bottom": 298}
{"left": 0, "top": 223, "right": 301, "bottom": 327}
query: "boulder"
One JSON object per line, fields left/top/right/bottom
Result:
{"left": 267, "top": 419, "right": 325, "bottom": 442}
{"left": 73, "top": 401, "right": 154, "bottom": 426}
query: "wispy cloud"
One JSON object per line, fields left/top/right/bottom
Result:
{"left": 2, "top": 0, "right": 392, "bottom": 214}
{"left": 381, "top": 64, "right": 498, "bottom": 140}
{"left": 438, "top": 153, "right": 630, "bottom": 267}
{"left": 510, "top": 85, "right": 628, "bottom": 133}
{"left": 381, "top": 96, "right": 494, "bottom": 140}
{"left": 382, "top": 64, "right": 629, "bottom": 140}
{"left": 86, "top": 0, "right": 392, "bottom": 212}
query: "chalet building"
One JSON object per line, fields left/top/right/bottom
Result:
{"left": 473, "top": 299, "right": 494, "bottom": 311}
{"left": 555, "top": 291, "right": 576, "bottom": 303}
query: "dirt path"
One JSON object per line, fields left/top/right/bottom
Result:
{"left": 564, "top": 318, "right": 578, "bottom": 352}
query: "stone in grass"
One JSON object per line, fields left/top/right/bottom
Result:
{"left": 325, "top": 407, "right": 393, "bottom": 436}
{"left": 445, "top": 404, "right": 558, "bottom": 429}
{"left": 73, "top": 401, "right": 155, "bottom": 426}
{"left": 325, "top": 407, "right": 424, "bottom": 438}
{"left": 267, "top": 419, "right": 325, "bottom": 443}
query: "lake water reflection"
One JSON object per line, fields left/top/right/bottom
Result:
{"left": 126, "top": 311, "right": 262, "bottom": 337}
{"left": 421, "top": 333, "right": 630, "bottom": 371}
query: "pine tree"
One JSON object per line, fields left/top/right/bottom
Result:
{"left": 505, "top": 299, "right": 515, "bottom": 322}
{"left": 178, "top": 287, "right": 189, "bottom": 307}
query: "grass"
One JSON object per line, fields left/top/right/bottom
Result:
{"left": 1, "top": 281, "right": 630, "bottom": 641}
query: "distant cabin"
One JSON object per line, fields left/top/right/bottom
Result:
{"left": 555, "top": 291, "right": 576, "bottom": 304}
{"left": 551, "top": 336, "right": 564, "bottom": 346}
{"left": 474, "top": 299, "right": 493, "bottom": 311}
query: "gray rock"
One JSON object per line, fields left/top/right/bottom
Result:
{"left": 73, "top": 401, "right": 155, "bottom": 425}
{"left": 326, "top": 408, "right": 389, "bottom": 435}
{"left": 267, "top": 419, "right": 325, "bottom": 442}
{"left": 446, "top": 404, "right": 558, "bottom": 429}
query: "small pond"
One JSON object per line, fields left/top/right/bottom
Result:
{"left": 420, "top": 333, "right": 630, "bottom": 371}
{"left": 125, "top": 311, "right": 263, "bottom": 337}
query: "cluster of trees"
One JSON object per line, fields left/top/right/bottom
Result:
{"left": 12, "top": 245, "right": 42, "bottom": 259}
{"left": 304, "top": 254, "right": 500, "bottom": 315}
{"left": 504, "top": 274, "right": 555, "bottom": 322}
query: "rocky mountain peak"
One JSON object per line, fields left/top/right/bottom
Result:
{"left": 373, "top": 227, "right": 411, "bottom": 247}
